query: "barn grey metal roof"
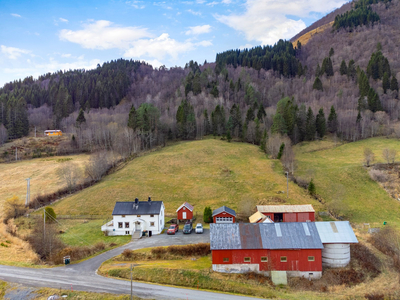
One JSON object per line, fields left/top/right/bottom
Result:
{"left": 315, "top": 221, "right": 358, "bottom": 244}
{"left": 112, "top": 201, "right": 163, "bottom": 215}
{"left": 257, "top": 204, "right": 315, "bottom": 213}
{"left": 210, "top": 223, "right": 323, "bottom": 250}
{"left": 212, "top": 206, "right": 236, "bottom": 217}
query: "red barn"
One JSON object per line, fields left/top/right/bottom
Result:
{"left": 210, "top": 223, "right": 323, "bottom": 279}
{"left": 256, "top": 204, "right": 315, "bottom": 222}
{"left": 212, "top": 206, "right": 236, "bottom": 223}
{"left": 176, "top": 202, "right": 194, "bottom": 221}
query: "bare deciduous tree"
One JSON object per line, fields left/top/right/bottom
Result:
{"left": 364, "top": 148, "right": 375, "bottom": 167}
{"left": 0, "top": 124, "right": 7, "bottom": 146}
{"left": 57, "top": 162, "right": 80, "bottom": 193}
{"left": 3, "top": 196, "right": 27, "bottom": 222}
{"left": 85, "top": 151, "right": 110, "bottom": 181}
{"left": 282, "top": 142, "right": 296, "bottom": 174}
{"left": 383, "top": 148, "right": 397, "bottom": 165}
{"left": 267, "top": 134, "right": 291, "bottom": 159}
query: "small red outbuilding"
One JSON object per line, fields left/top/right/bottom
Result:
{"left": 256, "top": 204, "right": 315, "bottom": 223}
{"left": 176, "top": 202, "right": 194, "bottom": 221}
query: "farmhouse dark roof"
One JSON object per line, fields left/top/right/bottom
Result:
{"left": 210, "top": 223, "right": 323, "bottom": 250}
{"left": 212, "top": 206, "right": 236, "bottom": 217}
{"left": 112, "top": 201, "right": 163, "bottom": 215}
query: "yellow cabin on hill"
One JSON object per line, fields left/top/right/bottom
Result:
{"left": 44, "top": 130, "right": 62, "bottom": 136}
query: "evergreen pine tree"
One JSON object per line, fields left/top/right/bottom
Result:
{"left": 347, "top": 59, "right": 356, "bottom": 80}
{"left": 277, "top": 143, "right": 285, "bottom": 159}
{"left": 327, "top": 106, "right": 338, "bottom": 133}
{"left": 356, "top": 111, "right": 362, "bottom": 123}
{"left": 76, "top": 108, "right": 86, "bottom": 127}
{"left": 358, "top": 71, "right": 370, "bottom": 97}
{"left": 315, "top": 108, "right": 326, "bottom": 138}
{"left": 313, "top": 77, "right": 323, "bottom": 91}
{"left": 271, "top": 113, "right": 287, "bottom": 135}
{"left": 203, "top": 110, "right": 211, "bottom": 135}
{"left": 127, "top": 105, "right": 138, "bottom": 130}
{"left": 390, "top": 76, "right": 399, "bottom": 92}
{"left": 308, "top": 179, "right": 316, "bottom": 196}
{"left": 382, "top": 72, "right": 390, "bottom": 94}
{"left": 203, "top": 206, "right": 212, "bottom": 223}
{"left": 315, "top": 64, "right": 321, "bottom": 77}
{"left": 305, "top": 107, "right": 316, "bottom": 141}
{"left": 340, "top": 60, "right": 348, "bottom": 75}
{"left": 260, "top": 129, "right": 268, "bottom": 153}
{"left": 329, "top": 47, "right": 334, "bottom": 57}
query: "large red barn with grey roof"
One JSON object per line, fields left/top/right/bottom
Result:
{"left": 210, "top": 222, "right": 323, "bottom": 279}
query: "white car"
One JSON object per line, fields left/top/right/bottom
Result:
{"left": 195, "top": 223, "right": 204, "bottom": 234}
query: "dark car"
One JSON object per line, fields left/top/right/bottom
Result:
{"left": 182, "top": 223, "right": 193, "bottom": 234}
{"left": 167, "top": 224, "right": 179, "bottom": 235}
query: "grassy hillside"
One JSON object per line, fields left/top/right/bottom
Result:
{"left": 52, "top": 139, "right": 320, "bottom": 217}
{"left": 292, "top": 22, "right": 334, "bottom": 46}
{"left": 295, "top": 137, "right": 400, "bottom": 227}
{"left": 0, "top": 154, "right": 90, "bottom": 218}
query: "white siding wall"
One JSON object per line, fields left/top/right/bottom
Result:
{"left": 108, "top": 204, "right": 165, "bottom": 236}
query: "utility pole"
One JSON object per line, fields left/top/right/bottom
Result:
{"left": 286, "top": 171, "right": 289, "bottom": 199}
{"left": 25, "top": 178, "right": 31, "bottom": 207}
{"left": 15, "top": 147, "right": 17, "bottom": 161}
{"left": 43, "top": 209, "right": 46, "bottom": 244}
{"left": 130, "top": 264, "right": 133, "bottom": 300}
{"left": 35, "top": 126, "right": 36, "bottom": 138}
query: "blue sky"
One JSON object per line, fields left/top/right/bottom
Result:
{"left": 0, "top": 0, "right": 347, "bottom": 87}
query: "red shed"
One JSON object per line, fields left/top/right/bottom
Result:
{"left": 176, "top": 202, "right": 194, "bottom": 221}
{"left": 256, "top": 204, "right": 315, "bottom": 223}
{"left": 210, "top": 223, "right": 323, "bottom": 279}
{"left": 212, "top": 206, "right": 236, "bottom": 223}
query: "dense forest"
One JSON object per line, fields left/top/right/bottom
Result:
{"left": 1, "top": 0, "right": 400, "bottom": 167}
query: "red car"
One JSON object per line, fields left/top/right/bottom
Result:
{"left": 167, "top": 224, "right": 179, "bottom": 235}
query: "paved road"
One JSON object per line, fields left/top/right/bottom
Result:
{"left": 0, "top": 230, "right": 263, "bottom": 300}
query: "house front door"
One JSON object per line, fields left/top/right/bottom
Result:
{"left": 135, "top": 222, "right": 141, "bottom": 230}
{"left": 183, "top": 212, "right": 187, "bottom": 219}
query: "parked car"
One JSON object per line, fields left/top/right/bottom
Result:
{"left": 195, "top": 223, "right": 203, "bottom": 234}
{"left": 167, "top": 224, "right": 179, "bottom": 235}
{"left": 183, "top": 223, "right": 193, "bottom": 234}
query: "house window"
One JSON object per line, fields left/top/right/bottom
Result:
{"left": 261, "top": 257, "right": 268, "bottom": 262}
{"left": 308, "top": 256, "right": 315, "bottom": 262}
{"left": 183, "top": 207, "right": 186, "bottom": 210}
{"left": 223, "top": 258, "right": 229, "bottom": 262}
{"left": 150, "top": 222, "right": 155, "bottom": 227}
{"left": 118, "top": 222, "right": 123, "bottom": 228}
{"left": 125, "top": 231, "right": 130, "bottom": 235}
{"left": 244, "top": 257, "right": 251, "bottom": 262}
{"left": 137, "top": 215, "right": 141, "bottom": 217}
{"left": 280, "top": 256, "right": 287, "bottom": 262}
{"left": 150, "top": 214, "right": 154, "bottom": 217}
{"left": 122, "top": 215, "right": 125, "bottom": 218}
{"left": 125, "top": 222, "right": 129, "bottom": 228}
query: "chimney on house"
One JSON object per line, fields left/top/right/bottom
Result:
{"left": 135, "top": 198, "right": 139, "bottom": 204}
{"left": 148, "top": 196, "right": 151, "bottom": 202}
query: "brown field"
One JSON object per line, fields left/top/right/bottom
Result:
{"left": 0, "top": 154, "right": 90, "bottom": 219}
{"left": 292, "top": 22, "right": 334, "bottom": 46}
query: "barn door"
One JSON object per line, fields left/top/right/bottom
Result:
{"left": 183, "top": 212, "right": 187, "bottom": 219}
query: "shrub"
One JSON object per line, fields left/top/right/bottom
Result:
{"left": 203, "top": 206, "right": 212, "bottom": 223}
{"left": 44, "top": 206, "right": 57, "bottom": 223}
{"left": 167, "top": 243, "right": 210, "bottom": 257}
{"left": 308, "top": 178, "right": 316, "bottom": 195}
{"left": 122, "top": 249, "right": 134, "bottom": 259}
{"left": 368, "top": 169, "right": 388, "bottom": 183}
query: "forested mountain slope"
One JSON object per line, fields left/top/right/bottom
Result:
{"left": 1, "top": 0, "right": 400, "bottom": 162}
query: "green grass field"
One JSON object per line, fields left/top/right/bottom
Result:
{"left": 52, "top": 139, "right": 320, "bottom": 218}
{"left": 295, "top": 137, "right": 400, "bottom": 227}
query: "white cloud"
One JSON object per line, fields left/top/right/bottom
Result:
{"left": 11, "top": 13, "right": 21, "bottom": 18}
{"left": 59, "top": 18, "right": 69, "bottom": 23}
{"left": 59, "top": 20, "right": 152, "bottom": 50}
{"left": 187, "top": 9, "right": 201, "bottom": 16}
{"left": 126, "top": 1, "right": 145, "bottom": 9}
{"left": 1, "top": 45, "right": 30, "bottom": 59}
{"left": 61, "top": 53, "right": 72, "bottom": 58}
{"left": 123, "top": 33, "right": 211, "bottom": 61}
{"left": 185, "top": 25, "right": 211, "bottom": 35}
{"left": 196, "top": 0, "right": 206, "bottom": 3}
{"left": 221, "top": 0, "right": 232, "bottom": 3}
{"left": 140, "top": 58, "right": 164, "bottom": 68}
{"left": 207, "top": 1, "right": 219, "bottom": 6}
{"left": 215, "top": 0, "right": 346, "bottom": 45}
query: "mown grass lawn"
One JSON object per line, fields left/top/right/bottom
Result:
{"left": 58, "top": 219, "right": 131, "bottom": 247}
{"left": 52, "top": 139, "right": 320, "bottom": 217}
{"left": 295, "top": 137, "right": 400, "bottom": 227}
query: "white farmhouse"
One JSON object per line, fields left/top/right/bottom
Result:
{"left": 101, "top": 197, "right": 165, "bottom": 237}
